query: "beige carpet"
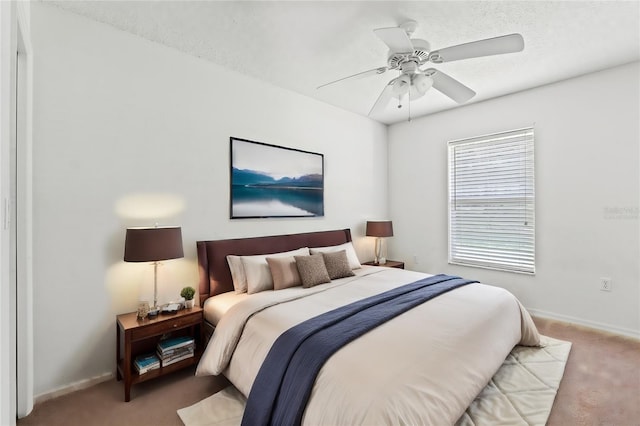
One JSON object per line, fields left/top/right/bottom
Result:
{"left": 178, "top": 335, "right": 571, "bottom": 426}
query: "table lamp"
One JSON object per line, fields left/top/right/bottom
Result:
{"left": 366, "top": 220, "right": 394, "bottom": 265}
{"left": 124, "top": 226, "right": 184, "bottom": 311}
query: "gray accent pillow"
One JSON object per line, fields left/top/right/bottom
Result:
{"left": 294, "top": 254, "right": 331, "bottom": 288}
{"left": 309, "top": 242, "right": 361, "bottom": 269}
{"left": 321, "top": 250, "right": 355, "bottom": 280}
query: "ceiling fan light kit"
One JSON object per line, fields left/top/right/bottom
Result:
{"left": 318, "top": 20, "right": 525, "bottom": 121}
{"left": 413, "top": 74, "right": 433, "bottom": 94}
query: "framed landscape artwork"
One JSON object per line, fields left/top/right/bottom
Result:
{"left": 230, "top": 137, "right": 324, "bottom": 219}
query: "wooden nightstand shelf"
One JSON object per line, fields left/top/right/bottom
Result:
{"left": 363, "top": 260, "right": 405, "bottom": 269}
{"left": 116, "top": 306, "right": 203, "bottom": 402}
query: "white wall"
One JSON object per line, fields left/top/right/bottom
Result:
{"left": 31, "top": 4, "right": 387, "bottom": 397}
{"left": 388, "top": 62, "right": 640, "bottom": 337}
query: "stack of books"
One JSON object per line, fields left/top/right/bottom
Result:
{"left": 134, "top": 353, "right": 160, "bottom": 375}
{"left": 157, "top": 335, "right": 195, "bottom": 367}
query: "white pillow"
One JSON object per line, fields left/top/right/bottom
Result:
{"left": 238, "top": 247, "right": 310, "bottom": 295}
{"left": 226, "top": 255, "right": 248, "bottom": 293}
{"left": 310, "top": 242, "right": 361, "bottom": 270}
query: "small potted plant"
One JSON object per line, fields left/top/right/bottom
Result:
{"left": 180, "top": 286, "right": 196, "bottom": 309}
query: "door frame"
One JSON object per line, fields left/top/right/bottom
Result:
{"left": 0, "top": 2, "right": 33, "bottom": 423}
{"left": 15, "top": 3, "right": 33, "bottom": 418}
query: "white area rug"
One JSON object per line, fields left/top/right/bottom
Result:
{"left": 456, "top": 335, "right": 571, "bottom": 425}
{"left": 178, "top": 335, "right": 571, "bottom": 426}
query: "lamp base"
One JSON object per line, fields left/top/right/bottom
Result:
{"left": 374, "top": 238, "right": 387, "bottom": 266}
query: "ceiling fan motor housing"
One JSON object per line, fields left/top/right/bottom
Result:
{"left": 387, "top": 38, "right": 431, "bottom": 69}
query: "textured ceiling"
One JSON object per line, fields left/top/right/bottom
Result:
{"left": 45, "top": 1, "right": 640, "bottom": 125}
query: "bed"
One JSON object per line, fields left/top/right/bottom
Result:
{"left": 194, "top": 228, "right": 540, "bottom": 425}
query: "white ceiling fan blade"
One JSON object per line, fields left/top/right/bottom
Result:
{"left": 317, "top": 67, "right": 389, "bottom": 89}
{"left": 368, "top": 81, "right": 395, "bottom": 116}
{"left": 374, "top": 27, "right": 414, "bottom": 53}
{"left": 429, "top": 69, "right": 476, "bottom": 104}
{"left": 428, "top": 33, "right": 524, "bottom": 63}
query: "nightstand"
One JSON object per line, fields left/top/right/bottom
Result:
{"left": 116, "top": 306, "right": 203, "bottom": 402}
{"left": 363, "top": 260, "right": 405, "bottom": 269}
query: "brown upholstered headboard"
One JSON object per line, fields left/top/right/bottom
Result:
{"left": 197, "top": 228, "right": 352, "bottom": 306}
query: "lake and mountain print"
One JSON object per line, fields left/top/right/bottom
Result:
{"left": 230, "top": 139, "right": 324, "bottom": 218}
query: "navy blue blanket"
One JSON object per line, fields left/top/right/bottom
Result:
{"left": 241, "top": 274, "right": 477, "bottom": 426}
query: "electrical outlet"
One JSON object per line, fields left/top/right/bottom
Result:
{"left": 599, "top": 277, "right": 612, "bottom": 292}
{"left": 413, "top": 255, "right": 419, "bottom": 264}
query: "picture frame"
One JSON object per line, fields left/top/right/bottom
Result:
{"left": 230, "top": 137, "right": 324, "bottom": 219}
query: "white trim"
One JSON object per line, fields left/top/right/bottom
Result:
{"left": 529, "top": 308, "right": 640, "bottom": 340}
{"left": 448, "top": 261, "right": 535, "bottom": 276}
{"left": 34, "top": 373, "right": 114, "bottom": 404}
{"left": 15, "top": 1, "right": 34, "bottom": 418}
{"left": 0, "top": 1, "right": 17, "bottom": 424}
{"left": 447, "top": 126, "right": 536, "bottom": 145}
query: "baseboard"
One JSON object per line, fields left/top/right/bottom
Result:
{"left": 528, "top": 308, "right": 640, "bottom": 340}
{"left": 33, "top": 372, "right": 114, "bottom": 405}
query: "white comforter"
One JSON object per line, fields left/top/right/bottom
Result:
{"left": 197, "top": 267, "right": 540, "bottom": 425}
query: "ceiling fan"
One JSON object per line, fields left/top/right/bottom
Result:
{"left": 318, "top": 21, "right": 524, "bottom": 119}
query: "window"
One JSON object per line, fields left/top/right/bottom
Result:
{"left": 448, "top": 127, "right": 535, "bottom": 274}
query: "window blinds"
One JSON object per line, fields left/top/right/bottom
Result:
{"left": 448, "top": 127, "right": 535, "bottom": 274}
